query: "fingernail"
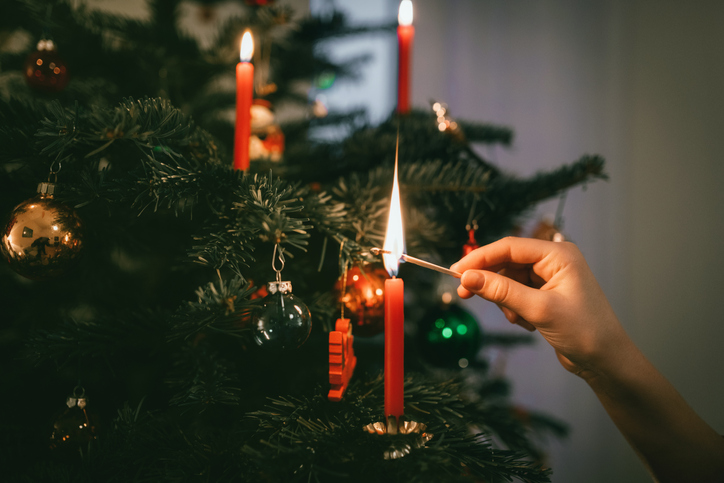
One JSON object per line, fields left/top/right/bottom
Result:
{"left": 461, "top": 271, "right": 484, "bottom": 291}
{"left": 450, "top": 263, "right": 459, "bottom": 272}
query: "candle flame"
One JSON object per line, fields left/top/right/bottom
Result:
{"left": 398, "top": 0, "right": 413, "bottom": 26}
{"left": 383, "top": 150, "right": 405, "bottom": 277}
{"left": 240, "top": 30, "right": 254, "bottom": 62}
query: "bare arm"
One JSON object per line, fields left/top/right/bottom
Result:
{"left": 451, "top": 237, "right": 724, "bottom": 483}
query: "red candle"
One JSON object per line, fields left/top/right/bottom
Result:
{"left": 382, "top": 153, "right": 405, "bottom": 429}
{"left": 234, "top": 31, "right": 254, "bottom": 171}
{"left": 384, "top": 277, "right": 404, "bottom": 420}
{"left": 397, "top": 0, "right": 414, "bottom": 114}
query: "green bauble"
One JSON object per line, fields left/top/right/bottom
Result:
{"left": 416, "top": 304, "right": 482, "bottom": 368}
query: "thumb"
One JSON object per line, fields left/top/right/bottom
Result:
{"left": 460, "top": 270, "right": 546, "bottom": 323}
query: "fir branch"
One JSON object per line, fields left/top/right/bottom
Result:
{"left": 169, "top": 273, "right": 257, "bottom": 341}
{"left": 167, "top": 344, "right": 241, "bottom": 410}
{"left": 25, "top": 309, "right": 169, "bottom": 365}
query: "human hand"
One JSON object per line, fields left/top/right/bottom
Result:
{"left": 451, "top": 237, "right": 631, "bottom": 379}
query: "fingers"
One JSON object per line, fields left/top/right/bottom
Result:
{"left": 499, "top": 305, "right": 536, "bottom": 332}
{"left": 451, "top": 236, "right": 559, "bottom": 276}
{"left": 460, "top": 269, "right": 548, "bottom": 324}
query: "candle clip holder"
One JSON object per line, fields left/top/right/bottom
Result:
{"left": 363, "top": 418, "right": 433, "bottom": 460}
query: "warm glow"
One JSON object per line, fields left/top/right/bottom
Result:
{"left": 398, "top": 0, "right": 413, "bottom": 26}
{"left": 240, "top": 30, "right": 254, "bottom": 62}
{"left": 382, "top": 160, "right": 405, "bottom": 277}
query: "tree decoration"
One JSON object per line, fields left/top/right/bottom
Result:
{"left": 335, "top": 264, "right": 388, "bottom": 337}
{"left": 463, "top": 200, "right": 480, "bottom": 256}
{"left": 1, "top": 176, "right": 84, "bottom": 280}
{"left": 463, "top": 222, "right": 480, "bottom": 256}
{"left": 49, "top": 386, "right": 97, "bottom": 450}
{"left": 328, "top": 318, "right": 357, "bottom": 401}
{"left": 249, "top": 100, "right": 285, "bottom": 162}
{"left": 531, "top": 193, "right": 568, "bottom": 242}
{"left": 531, "top": 219, "right": 565, "bottom": 242}
{"left": 251, "top": 245, "right": 312, "bottom": 350}
{"left": 416, "top": 303, "right": 482, "bottom": 368}
{"left": 23, "top": 39, "right": 69, "bottom": 93}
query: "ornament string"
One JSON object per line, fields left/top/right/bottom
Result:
{"left": 465, "top": 196, "right": 479, "bottom": 235}
{"left": 339, "top": 239, "right": 347, "bottom": 320}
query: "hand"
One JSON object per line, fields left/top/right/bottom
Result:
{"left": 451, "top": 237, "right": 631, "bottom": 379}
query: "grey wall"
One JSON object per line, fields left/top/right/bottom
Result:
{"left": 409, "top": 1, "right": 724, "bottom": 481}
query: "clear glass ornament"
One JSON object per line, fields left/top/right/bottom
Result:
{"left": 252, "top": 280, "right": 312, "bottom": 350}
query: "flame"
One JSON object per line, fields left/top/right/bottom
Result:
{"left": 382, "top": 159, "right": 405, "bottom": 277}
{"left": 240, "top": 31, "right": 254, "bottom": 62}
{"left": 398, "top": 0, "right": 413, "bottom": 26}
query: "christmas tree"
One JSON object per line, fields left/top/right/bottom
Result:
{"left": 0, "top": 1, "right": 605, "bottom": 481}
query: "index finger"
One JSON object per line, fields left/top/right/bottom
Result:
{"left": 450, "top": 237, "right": 558, "bottom": 274}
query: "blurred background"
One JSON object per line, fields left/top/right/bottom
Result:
{"left": 80, "top": 0, "right": 724, "bottom": 480}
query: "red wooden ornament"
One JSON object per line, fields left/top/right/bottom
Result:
{"left": 462, "top": 228, "right": 479, "bottom": 256}
{"left": 328, "top": 318, "right": 357, "bottom": 402}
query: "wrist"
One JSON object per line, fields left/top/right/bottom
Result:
{"left": 581, "top": 334, "right": 644, "bottom": 396}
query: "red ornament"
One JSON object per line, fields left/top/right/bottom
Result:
{"left": 335, "top": 264, "right": 388, "bottom": 337}
{"left": 245, "top": 0, "right": 275, "bottom": 6}
{"left": 462, "top": 228, "right": 479, "bottom": 256}
{"left": 24, "top": 40, "right": 69, "bottom": 93}
{"left": 328, "top": 318, "right": 357, "bottom": 402}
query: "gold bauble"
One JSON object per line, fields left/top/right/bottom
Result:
{"left": 1, "top": 183, "right": 84, "bottom": 280}
{"left": 335, "top": 264, "right": 389, "bottom": 337}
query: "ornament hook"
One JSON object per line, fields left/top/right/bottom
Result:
{"left": 48, "top": 159, "right": 62, "bottom": 183}
{"left": 272, "top": 243, "right": 285, "bottom": 283}
{"left": 72, "top": 385, "right": 86, "bottom": 399}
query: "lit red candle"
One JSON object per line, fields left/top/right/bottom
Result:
{"left": 397, "top": 0, "right": 414, "bottom": 114}
{"left": 382, "top": 154, "right": 405, "bottom": 430}
{"left": 234, "top": 30, "right": 254, "bottom": 171}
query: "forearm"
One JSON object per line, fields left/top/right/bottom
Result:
{"left": 585, "top": 340, "right": 724, "bottom": 483}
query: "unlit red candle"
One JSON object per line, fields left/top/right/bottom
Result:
{"left": 397, "top": 0, "right": 414, "bottom": 114}
{"left": 234, "top": 31, "right": 254, "bottom": 171}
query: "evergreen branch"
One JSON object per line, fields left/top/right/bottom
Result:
{"left": 25, "top": 309, "right": 169, "bottom": 365}
{"left": 167, "top": 344, "right": 241, "bottom": 410}
{"left": 168, "top": 274, "right": 257, "bottom": 341}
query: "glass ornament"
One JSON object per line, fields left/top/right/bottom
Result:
{"left": 23, "top": 39, "right": 69, "bottom": 93}
{"left": 335, "top": 264, "right": 388, "bottom": 337}
{"left": 252, "top": 280, "right": 312, "bottom": 350}
{"left": 1, "top": 182, "right": 84, "bottom": 280}
{"left": 416, "top": 303, "right": 482, "bottom": 368}
{"left": 49, "top": 386, "right": 97, "bottom": 450}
